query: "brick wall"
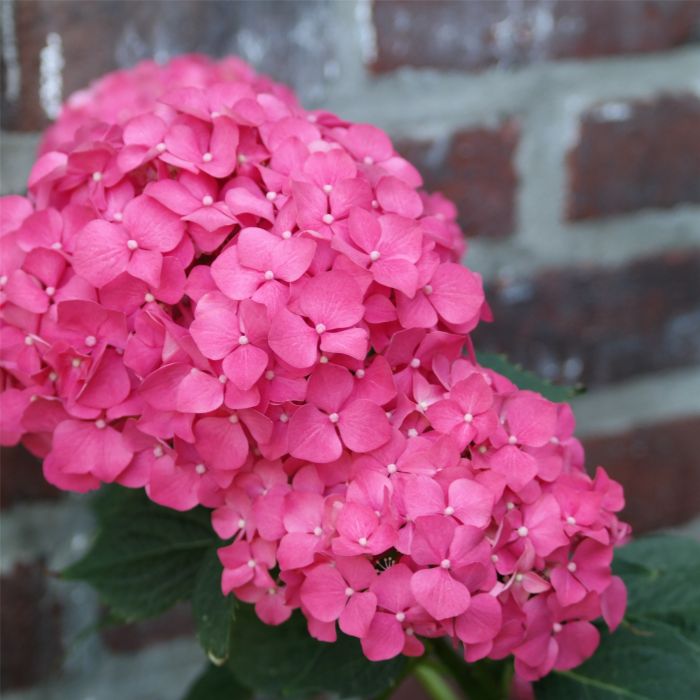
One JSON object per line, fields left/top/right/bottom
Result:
{"left": 2, "top": 1, "right": 699, "bottom": 698}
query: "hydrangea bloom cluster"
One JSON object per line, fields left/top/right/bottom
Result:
{"left": 0, "top": 55, "right": 629, "bottom": 681}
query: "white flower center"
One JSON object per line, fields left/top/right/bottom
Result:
{"left": 202, "top": 152, "right": 213, "bottom": 162}
{"left": 508, "top": 435, "right": 518, "bottom": 445}
{"left": 369, "top": 250, "right": 380, "bottom": 262}
{"left": 127, "top": 239, "right": 138, "bottom": 251}
{"left": 328, "top": 412, "right": 339, "bottom": 424}
{"left": 229, "top": 414, "right": 240, "bottom": 424}
{"left": 387, "top": 463, "right": 397, "bottom": 474}
{"left": 345, "top": 587, "right": 354, "bottom": 596}
{"left": 247, "top": 559, "right": 256, "bottom": 568}
{"left": 567, "top": 562, "right": 577, "bottom": 572}
{"left": 238, "top": 335, "right": 249, "bottom": 345}
{"left": 423, "top": 284, "right": 433, "bottom": 295}
{"left": 395, "top": 611, "right": 406, "bottom": 622}
{"left": 464, "top": 413, "right": 474, "bottom": 423}
{"left": 315, "top": 323, "right": 326, "bottom": 334}
{"left": 85, "top": 335, "right": 97, "bottom": 347}
{"left": 517, "top": 526, "right": 529, "bottom": 537}
{"left": 195, "top": 463, "right": 206, "bottom": 475}
{"left": 202, "top": 195, "right": 214, "bottom": 206}
{"left": 321, "top": 213, "right": 334, "bottom": 225}
{"left": 444, "top": 506, "right": 455, "bottom": 516}
{"left": 566, "top": 516, "right": 576, "bottom": 525}
{"left": 322, "top": 184, "right": 333, "bottom": 193}
{"left": 144, "top": 292, "right": 155, "bottom": 303}
{"left": 313, "top": 526, "right": 323, "bottom": 537}
{"left": 264, "top": 270, "right": 274, "bottom": 280}
{"left": 279, "top": 413, "right": 289, "bottom": 423}
{"left": 358, "top": 537, "right": 368, "bottom": 547}
{"left": 156, "top": 142, "right": 166, "bottom": 153}
{"left": 440, "top": 559, "right": 451, "bottom": 569}
{"left": 91, "top": 171, "right": 102, "bottom": 182}
{"left": 95, "top": 419, "right": 106, "bottom": 429}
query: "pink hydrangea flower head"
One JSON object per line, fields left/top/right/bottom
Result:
{"left": 0, "top": 54, "right": 628, "bottom": 684}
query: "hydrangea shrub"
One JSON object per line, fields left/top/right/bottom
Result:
{"left": 1, "top": 56, "right": 698, "bottom": 700}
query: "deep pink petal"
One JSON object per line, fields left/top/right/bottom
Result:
{"left": 339, "top": 591, "right": 377, "bottom": 638}
{"left": 288, "top": 404, "right": 342, "bottom": 463}
{"left": 411, "top": 568, "right": 470, "bottom": 620}
{"left": 268, "top": 308, "right": 317, "bottom": 368}
{"left": 338, "top": 399, "right": 392, "bottom": 453}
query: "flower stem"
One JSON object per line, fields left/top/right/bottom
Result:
{"left": 413, "top": 660, "right": 461, "bottom": 700}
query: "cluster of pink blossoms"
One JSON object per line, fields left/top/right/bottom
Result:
{"left": 0, "top": 56, "right": 629, "bottom": 681}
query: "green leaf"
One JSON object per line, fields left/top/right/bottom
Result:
{"left": 476, "top": 352, "right": 583, "bottom": 403}
{"left": 228, "top": 604, "right": 408, "bottom": 698}
{"left": 613, "top": 535, "right": 700, "bottom": 622}
{"left": 193, "top": 548, "right": 235, "bottom": 664}
{"left": 182, "top": 663, "right": 252, "bottom": 700}
{"left": 63, "top": 486, "right": 216, "bottom": 620}
{"left": 535, "top": 618, "right": 700, "bottom": 700}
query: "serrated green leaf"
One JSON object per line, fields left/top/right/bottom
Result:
{"left": 476, "top": 352, "right": 583, "bottom": 403}
{"left": 63, "top": 486, "right": 216, "bottom": 620}
{"left": 535, "top": 618, "right": 700, "bottom": 700}
{"left": 193, "top": 548, "right": 235, "bottom": 663}
{"left": 228, "top": 604, "right": 408, "bottom": 698}
{"left": 182, "top": 663, "right": 252, "bottom": 700}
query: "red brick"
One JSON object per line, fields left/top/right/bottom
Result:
{"left": 1, "top": 0, "right": 342, "bottom": 131}
{"left": 397, "top": 121, "right": 519, "bottom": 239}
{"left": 473, "top": 250, "right": 700, "bottom": 387}
{"left": 371, "top": 0, "right": 700, "bottom": 73}
{"left": 567, "top": 94, "right": 700, "bottom": 220}
{"left": 100, "top": 603, "right": 195, "bottom": 653}
{"left": 0, "top": 562, "right": 62, "bottom": 691}
{"left": 583, "top": 417, "right": 700, "bottom": 533}
{"left": 0, "top": 445, "right": 61, "bottom": 510}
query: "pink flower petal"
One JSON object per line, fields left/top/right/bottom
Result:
{"left": 411, "top": 567, "right": 470, "bottom": 620}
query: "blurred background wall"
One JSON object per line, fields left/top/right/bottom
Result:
{"left": 1, "top": 1, "right": 699, "bottom": 698}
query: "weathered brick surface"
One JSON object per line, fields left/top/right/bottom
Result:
{"left": 0, "top": 561, "right": 63, "bottom": 691}
{"left": 567, "top": 94, "right": 700, "bottom": 220}
{"left": 372, "top": 0, "right": 700, "bottom": 73}
{"left": 397, "top": 121, "right": 519, "bottom": 239}
{"left": 101, "top": 604, "right": 195, "bottom": 654}
{"left": 1, "top": 0, "right": 343, "bottom": 131}
{"left": 583, "top": 416, "right": 700, "bottom": 533}
{"left": 473, "top": 250, "right": 700, "bottom": 387}
{"left": 0, "top": 445, "right": 60, "bottom": 510}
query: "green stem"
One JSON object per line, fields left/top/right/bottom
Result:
{"left": 413, "top": 660, "right": 461, "bottom": 700}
